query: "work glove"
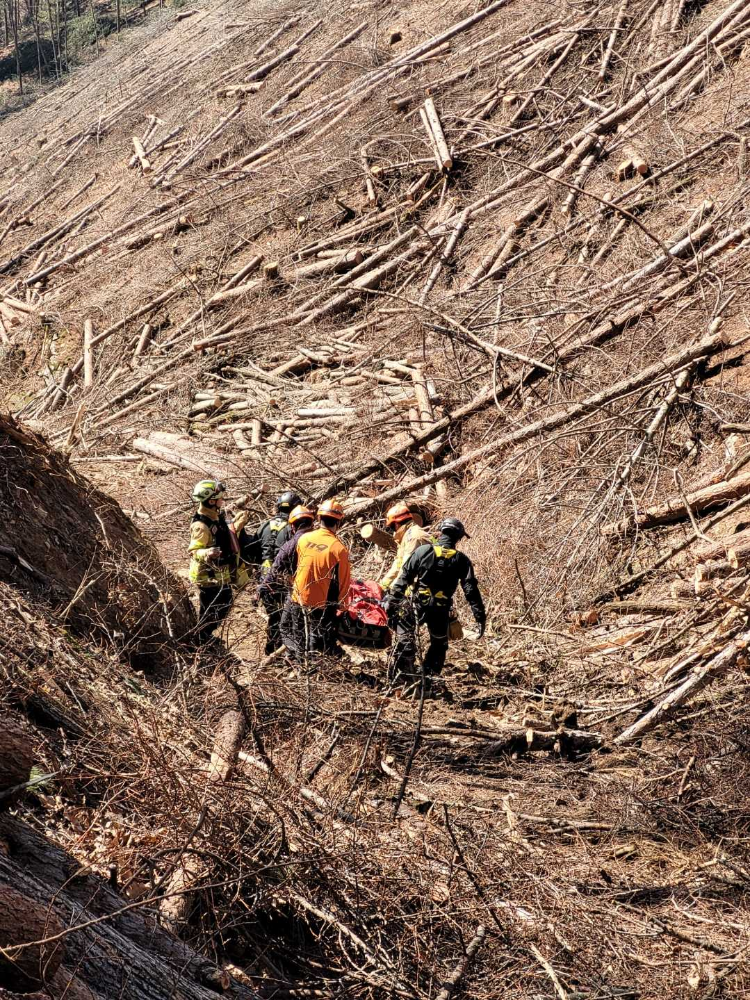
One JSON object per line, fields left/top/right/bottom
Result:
{"left": 382, "top": 596, "right": 399, "bottom": 626}
{"left": 234, "top": 510, "right": 250, "bottom": 533}
{"left": 204, "top": 546, "right": 221, "bottom": 562}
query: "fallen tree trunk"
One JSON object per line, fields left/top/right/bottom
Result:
{"left": 614, "top": 630, "right": 750, "bottom": 744}
{"left": 0, "top": 716, "right": 34, "bottom": 805}
{"left": 0, "top": 884, "right": 65, "bottom": 991}
{"left": 339, "top": 332, "right": 726, "bottom": 517}
{"left": 602, "top": 470, "right": 750, "bottom": 537}
{"left": 0, "top": 815, "right": 260, "bottom": 1000}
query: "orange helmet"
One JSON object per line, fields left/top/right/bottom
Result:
{"left": 289, "top": 504, "right": 316, "bottom": 525}
{"left": 318, "top": 498, "right": 344, "bottom": 521}
{"left": 385, "top": 501, "right": 413, "bottom": 529}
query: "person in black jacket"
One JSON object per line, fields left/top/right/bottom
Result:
{"left": 257, "top": 489, "right": 302, "bottom": 654}
{"left": 258, "top": 504, "right": 315, "bottom": 662}
{"left": 384, "top": 517, "right": 486, "bottom": 680}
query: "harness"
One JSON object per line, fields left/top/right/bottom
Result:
{"left": 261, "top": 515, "right": 288, "bottom": 569}
{"left": 412, "top": 545, "right": 459, "bottom": 608}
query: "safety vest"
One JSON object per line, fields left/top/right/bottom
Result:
{"left": 189, "top": 511, "right": 249, "bottom": 588}
{"left": 192, "top": 511, "right": 237, "bottom": 565}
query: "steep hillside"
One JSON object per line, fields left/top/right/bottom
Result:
{"left": 0, "top": 414, "right": 193, "bottom": 664}
{"left": 1, "top": 0, "right": 749, "bottom": 612}
{"left": 1, "top": 0, "right": 750, "bottom": 996}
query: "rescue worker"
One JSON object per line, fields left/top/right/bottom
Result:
{"left": 288, "top": 499, "right": 351, "bottom": 663}
{"left": 258, "top": 490, "right": 303, "bottom": 574}
{"left": 384, "top": 517, "right": 486, "bottom": 682}
{"left": 380, "top": 502, "right": 432, "bottom": 592}
{"left": 188, "top": 480, "right": 250, "bottom": 645}
{"left": 257, "top": 505, "right": 316, "bottom": 659}
{"left": 257, "top": 489, "right": 302, "bottom": 654}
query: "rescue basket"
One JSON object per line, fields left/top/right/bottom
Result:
{"left": 337, "top": 579, "right": 391, "bottom": 649}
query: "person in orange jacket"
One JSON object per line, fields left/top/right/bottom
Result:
{"left": 288, "top": 499, "right": 350, "bottom": 662}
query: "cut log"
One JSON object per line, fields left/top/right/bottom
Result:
{"left": 216, "top": 83, "right": 262, "bottom": 98}
{"left": 694, "top": 527, "right": 750, "bottom": 562}
{"left": 134, "top": 323, "right": 154, "bottom": 357}
{"left": 694, "top": 559, "right": 733, "bottom": 594}
{"left": 361, "top": 148, "right": 377, "bottom": 206}
{"left": 411, "top": 365, "right": 434, "bottom": 430}
{"left": 359, "top": 523, "right": 397, "bottom": 552}
{"left": 131, "top": 137, "right": 152, "bottom": 173}
{"left": 422, "top": 98, "right": 453, "bottom": 171}
{"left": 82, "top": 320, "right": 94, "bottom": 389}
{"left": 207, "top": 710, "right": 246, "bottom": 783}
{"left": 728, "top": 539, "right": 750, "bottom": 569}
{"left": 616, "top": 145, "right": 649, "bottom": 180}
{"left": 602, "top": 470, "right": 750, "bottom": 537}
{"left": 599, "top": 0, "right": 627, "bottom": 78}
{"left": 0, "top": 884, "right": 65, "bottom": 991}
{"left": 293, "top": 250, "right": 364, "bottom": 279}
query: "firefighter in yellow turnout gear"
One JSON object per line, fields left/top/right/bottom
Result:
{"left": 380, "top": 502, "right": 432, "bottom": 592}
{"left": 189, "top": 480, "right": 249, "bottom": 644}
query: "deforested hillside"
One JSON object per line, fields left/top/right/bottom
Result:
{"left": 1, "top": 0, "right": 749, "bottom": 609}
{"left": 1, "top": 0, "right": 750, "bottom": 997}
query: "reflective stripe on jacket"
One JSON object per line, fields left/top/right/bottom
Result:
{"left": 188, "top": 506, "right": 235, "bottom": 586}
{"left": 292, "top": 527, "right": 351, "bottom": 609}
{"left": 380, "top": 521, "right": 432, "bottom": 590}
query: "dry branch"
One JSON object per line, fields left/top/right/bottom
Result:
{"left": 436, "top": 925, "right": 486, "bottom": 1000}
{"left": 341, "top": 333, "right": 725, "bottom": 515}
{"left": 603, "top": 470, "right": 750, "bottom": 537}
{"left": 615, "top": 630, "right": 750, "bottom": 744}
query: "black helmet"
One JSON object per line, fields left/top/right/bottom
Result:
{"left": 438, "top": 517, "right": 469, "bottom": 541}
{"left": 277, "top": 490, "right": 302, "bottom": 513}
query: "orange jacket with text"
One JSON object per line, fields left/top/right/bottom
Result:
{"left": 291, "top": 527, "right": 351, "bottom": 609}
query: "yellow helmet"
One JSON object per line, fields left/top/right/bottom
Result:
{"left": 192, "top": 480, "right": 226, "bottom": 504}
